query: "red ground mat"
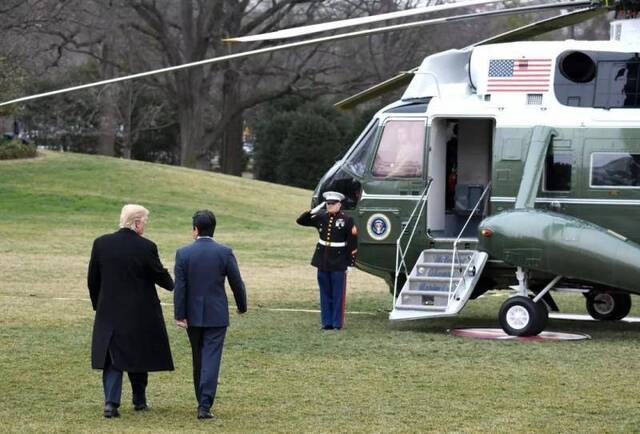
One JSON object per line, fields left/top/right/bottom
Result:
{"left": 450, "top": 328, "right": 590, "bottom": 341}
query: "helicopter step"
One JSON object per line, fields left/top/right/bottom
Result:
{"left": 390, "top": 248, "right": 489, "bottom": 320}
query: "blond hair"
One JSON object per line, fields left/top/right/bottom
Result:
{"left": 119, "top": 204, "right": 149, "bottom": 230}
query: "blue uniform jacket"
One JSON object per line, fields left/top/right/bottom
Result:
{"left": 174, "top": 238, "right": 247, "bottom": 327}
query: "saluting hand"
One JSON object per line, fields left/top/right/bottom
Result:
{"left": 310, "top": 201, "right": 326, "bottom": 215}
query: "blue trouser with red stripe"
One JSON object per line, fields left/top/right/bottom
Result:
{"left": 317, "top": 270, "right": 347, "bottom": 329}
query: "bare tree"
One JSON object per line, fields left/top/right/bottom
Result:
{"left": 124, "top": 0, "right": 332, "bottom": 173}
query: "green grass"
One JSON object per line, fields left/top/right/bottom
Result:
{"left": 2, "top": 152, "right": 640, "bottom": 433}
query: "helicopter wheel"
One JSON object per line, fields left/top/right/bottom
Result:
{"left": 585, "top": 291, "right": 631, "bottom": 321}
{"left": 498, "top": 296, "right": 548, "bottom": 337}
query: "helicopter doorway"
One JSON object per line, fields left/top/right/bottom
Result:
{"left": 427, "top": 118, "right": 494, "bottom": 239}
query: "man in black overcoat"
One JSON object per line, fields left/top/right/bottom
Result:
{"left": 88, "top": 204, "right": 175, "bottom": 418}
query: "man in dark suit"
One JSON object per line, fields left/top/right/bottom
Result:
{"left": 87, "top": 204, "right": 175, "bottom": 418}
{"left": 174, "top": 209, "right": 247, "bottom": 419}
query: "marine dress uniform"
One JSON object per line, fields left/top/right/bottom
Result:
{"left": 296, "top": 191, "right": 358, "bottom": 329}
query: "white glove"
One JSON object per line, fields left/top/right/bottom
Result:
{"left": 310, "top": 201, "right": 326, "bottom": 215}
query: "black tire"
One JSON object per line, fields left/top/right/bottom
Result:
{"left": 499, "top": 296, "right": 548, "bottom": 337}
{"left": 585, "top": 292, "right": 631, "bottom": 321}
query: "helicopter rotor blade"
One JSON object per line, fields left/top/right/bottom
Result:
{"left": 227, "top": 0, "right": 596, "bottom": 44}
{"left": 225, "top": 0, "right": 504, "bottom": 43}
{"left": 309, "top": 0, "right": 598, "bottom": 45}
{"left": 473, "top": 4, "right": 609, "bottom": 45}
{"left": 334, "top": 70, "right": 418, "bottom": 111}
{"left": 0, "top": 0, "right": 604, "bottom": 107}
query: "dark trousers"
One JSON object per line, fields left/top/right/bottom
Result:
{"left": 102, "top": 352, "right": 147, "bottom": 407}
{"left": 317, "top": 270, "right": 347, "bottom": 329}
{"left": 187, "top": 326, "right": 227, "bottom": 411}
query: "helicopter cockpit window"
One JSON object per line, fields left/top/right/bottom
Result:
{"left": 344, "top": 120, "right": 378, "bottom": 177}
{"left": 371, "top": 120, "right": 425, "bottom": 178}
{"left": 543, "top": 150, "right": 572, "bottom": 192}
{"left": 591, "top": 152, "right": 640, "bottom": 188}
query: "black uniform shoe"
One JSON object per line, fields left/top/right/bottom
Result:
{"left": 197, "top": 408, "right": 214, "bottom": 419}
{"left": 321, "top": 325, "right": 334, "bottom": 330}
{"left": 104, "top": 403, "right": 120, "bottom": 418}
{"left": 134, "top": 403, "right": 148, "bottom": 411}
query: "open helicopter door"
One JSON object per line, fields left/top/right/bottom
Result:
{"left": 390, "top": 117, "right": 493, "bottom": 320}
{"left": 426, "top": 118, "right": 494, "bottom": 240}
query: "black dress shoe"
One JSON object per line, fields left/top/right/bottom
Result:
{"left": 197, "top": 408, "right": 214, "bottom": 419}
{"left": 133, "top": 403, "right": 148, "bottom": 411}
{"left": 321, "top": 325, "right": 334, "bottom": 330}
{"left": 104, "top": 403, "right": 120, "bottom": 418}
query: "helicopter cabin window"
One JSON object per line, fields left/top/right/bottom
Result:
{"left": 543, "top": 150, "right": 572, "bottom": 192}
{"left": 372, "top": 120, "right": 425, "bottom": 178}
{"left": 591, "top": 152, "right": 640, "bottom": 188}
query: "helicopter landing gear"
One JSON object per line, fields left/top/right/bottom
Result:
{"left": 499, "top": 296, "right": 548, "bottom": 336}
{"left": 498, "top": 270, "right": 561, "bottom": 336}
{"left": 585, "top": 291, "right": 631, "bottom": 321}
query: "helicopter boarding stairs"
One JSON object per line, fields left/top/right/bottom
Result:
{"left": 389, "top": 180, "right": 490, "bottom": 321}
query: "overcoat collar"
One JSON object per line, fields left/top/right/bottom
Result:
{"left": 118, "top": 228, "right": 138, "bottom": 235}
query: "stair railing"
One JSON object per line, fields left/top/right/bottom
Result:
{"left": 448, "top": 182, "right": 492, "bottom": 301}
{"left": 392, "top": 177, "right": 434, "bottom": 305}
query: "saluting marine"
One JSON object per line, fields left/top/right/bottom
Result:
{"left": 296, "top": 191, "right": 358, "bottom": 330}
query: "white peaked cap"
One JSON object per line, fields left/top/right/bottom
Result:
{"left": 322, "top": 191, "right": 345, "bottom": 202}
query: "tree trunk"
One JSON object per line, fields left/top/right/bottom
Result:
{"left": 97, "top": 13, "right": 118, "bottom": 156}
{"left": 220, "top": 68, "right": 243, "bottom": 176}
{"left": 178, "top": 96, "right": 209, "bottom": 169}
{"left": 97, "top": 90, "right": 116, "bottom": 156}
{"left": 120, "top": 84, "right": 133, "bottom": 159}
{"left": 174, "top": 64, "right": 209, "bottom": 169}
{"left": 97, "top": 20, "right": 116, "bottom": 156}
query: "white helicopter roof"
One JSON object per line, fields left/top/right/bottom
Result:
{"left": 388, "top": 35, "right": 640, "bottom": 130}
{"left": 402, "top": 38, "right": 640, "bottom": 113}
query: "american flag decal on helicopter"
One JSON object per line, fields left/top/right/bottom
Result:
{"left": 487, "top": 58, "right": 552, "bottom": 92}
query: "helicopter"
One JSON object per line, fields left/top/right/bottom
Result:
{"left": 237, "top": 0, "right": 640, "bottom": 336}
{"left": 310, "top": 0, "right": 640, "bottom": 336}
{"left": 3, "top": 0, "right": 640, "bottom": 336}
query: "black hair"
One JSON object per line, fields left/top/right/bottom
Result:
{"left": 192, "top": 209, "right": 216, "bottom": 237}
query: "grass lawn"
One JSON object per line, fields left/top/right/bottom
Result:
{"left": 1, "top": 152, "right": 640, "bottom": 433}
